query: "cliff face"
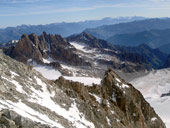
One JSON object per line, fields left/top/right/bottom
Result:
{"left": 4, "top": 32, "right": 89, "bottom": 66}
{"left": 0, "top": 50, "right": 166, "bottom": 128}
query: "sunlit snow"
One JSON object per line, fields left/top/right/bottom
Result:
{"left": 34, "top": 62, "right": 101, "bottom": 85}
{"left": 89, "top": 93, "right": 102, "bottom": 104}
{"left": 70, "top": 41, "right": 95, "bottom": 53}
{"left": 33, "top": 63, "right": 61, "bottom": 80}
{"left": 131, "top": 68, "right": 170, "bottom": 128}
{"left": 30, "top": 76, "right": 95, "bottom": 128}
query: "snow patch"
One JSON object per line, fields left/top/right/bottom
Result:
{"left": 112, "top": 93, "right": 116, "bottom": 102}
{"left": 116, "top": 119, "right": 120, "bottom": 122}
{"left": 42, "top": 57, "right": 56, "bottom": 64}
{"left": 151, "top": 117, "right": 157, "bottom": 122}
{"left": 42, "top": 58, "right": 51, "bottom": 64}
{"left": 115, "top": 78, "right": 121, "bottom": 83}
{"left": 33, "top": 63, "right": 61, "bottom": 80}
{"left": 1, "top": 76, "right": 25, "bottom": 93}
{"left": 111, "top": 111, "right": 115, "bottom": 114}
{"left": 68, "top": 101, "right": 95, "bottom": 128}
{"left": 116, "top": 82, "right": 129, "bottom": 89}
{"left": 122, "top": 83, "right": 129, "bottom": 88}
{"left": 89, "top": 93, "right": 102, "bottom": 104}
{"left": 70, "top": 41, "right": 95, "bottom": 53}
{"left": 10, "top": 71, "right": 19, "bottom": 78}
{"left": 106, "top": 117, "right": 111, "bottom": 126}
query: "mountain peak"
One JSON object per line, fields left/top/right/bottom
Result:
{"left": 79, "top": 32, "right": 96, "bottom": 40}
{"left": 67, "top": 32, "right": 113, "bottom": 49}
{"left": 21, "top": 33, "right": 29, "bottom": 39}
{"left": 101, "top": 68, "right": 127, "bottom": 95}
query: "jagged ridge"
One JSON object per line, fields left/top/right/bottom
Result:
{"left": 3, "top": 32, "right": 90, "bottom": 66}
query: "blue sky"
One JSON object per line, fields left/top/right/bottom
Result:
{"left": 0, "top": 0, "right": 170, "bottom": 28}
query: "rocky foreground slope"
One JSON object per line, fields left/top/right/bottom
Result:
{"left": 0, "top": 50, "right": 166, "bottom": 128}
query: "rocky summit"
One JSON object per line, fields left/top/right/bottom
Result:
{"left": 3, "top": 32, "right": 89, "bottom": 66}
{"left": 0, "top": 50, "right": 166, "bottom": 128}
{"left": 67, "top": 32, "right": 114, "bottom": 49}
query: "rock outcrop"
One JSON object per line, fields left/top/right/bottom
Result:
{"left": 0, "top": 50, "right": 166, "bottom": 128}
{"left": 56, "top": 69, "right": 166, "bottom": 128}
{"left": 3, "top": 32, "right": 89, "bottom": 66}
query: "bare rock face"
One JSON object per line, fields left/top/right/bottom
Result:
{"left": 55, "top": 69, "right": 166, "bottom": 128}
{"left": 4, "top": 32, "right": 90, "bottom": 66}
{"left": 101, "top": 69, "right": 165, "bottom": 128}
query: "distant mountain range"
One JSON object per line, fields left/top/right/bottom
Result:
{"left": 85, "top": 18, "right": 170, "bottom": 54}
{"left": 159, "top": 43, "right": 170, "bottom": 54}
{"left": 107, "top": 28, "right": 170, "bottom": 52}
{"left": 85, "top": 18, "right": 170, "bottom": 40}
{"left": 0, "top": 16, "right": 146, "bottom": 43}
{"left": 115, "top": 44, "right": 168, "bottom": 69}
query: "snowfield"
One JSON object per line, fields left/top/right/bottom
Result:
{"left": 64, "top": 76, "right": 101, "bottom": 86}
{"left": 33, "top": 62, "right": 102, "bottom": 86}
{"left": 33, "top": 63, "right": 61, "bottom": 80}
{"left": 70, "top": 41, "right": 96, "bottom": 53}
{"left": 130, "top": 68, "right": 170, "bottom": 128}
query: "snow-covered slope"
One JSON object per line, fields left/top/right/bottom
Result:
{"left": 130, "top": 68, "right": 170, "bottom": 127}
{"left": 0, "top": 51, "right": 95, "bottom": 128}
